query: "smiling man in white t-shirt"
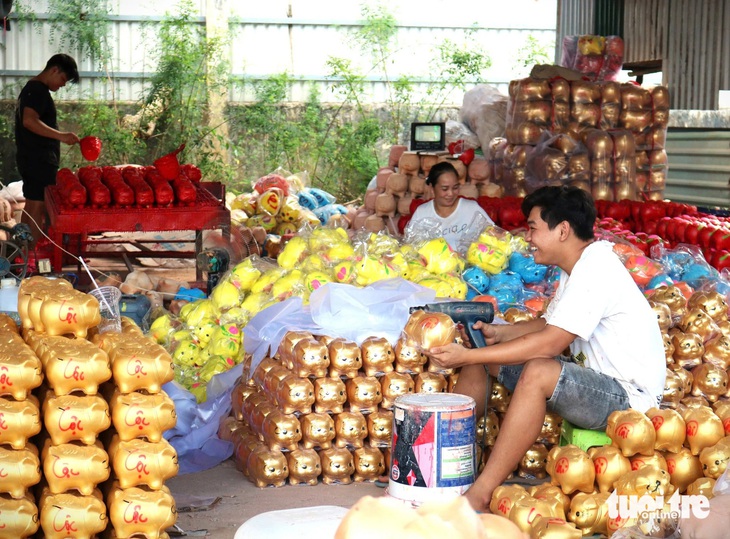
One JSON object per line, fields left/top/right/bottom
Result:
{"left": 427, "top": 185, "right": 665, "bottom": 512}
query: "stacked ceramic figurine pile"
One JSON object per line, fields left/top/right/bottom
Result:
{"left": 491, "top": 78, "right": 669, "bottom": 201}
{"left": 221, "top": 310, "right": 464, "bottom": 487}
{"left": 0, "top": 275, "right": 178, "bottom": 538}
{"left": 353, "top": 145, "right": 503, "bottom": 236}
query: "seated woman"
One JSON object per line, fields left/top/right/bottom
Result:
{"left": 405, "top": 161, "right": 494, "bottom": 253}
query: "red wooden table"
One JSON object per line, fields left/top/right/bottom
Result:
{"left": 45, "top": 182, "right": 231, "bottom": 280}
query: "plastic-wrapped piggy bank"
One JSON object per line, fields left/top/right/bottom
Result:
{"left": 352, "top": 446, "right": 385, "bottom": 482}
{"left": 334, "top": 411, "right": 368, "bottom": 449}
{"left": 40, "top": 337, "right": 111, "bottom": 396}
{"left": 39, "top": 488, "right": 107, "bottom": 539}
{"left": 286, "top": 448, "right": 321, "bottom": 486}
{"left": 109, "top": 342, "right": 174, "bottom": 394}
{"left": 0, "top": 353, "right": 43, "bottom": 400}
{"left": 360, "top": 336, "right": 394, "bottom": 376}
{"left": 278, "top": 330, "right": 314, "bottom": 370}
{"left": 109, "top": 389, "right": 177, "bottom": 442}
{"left": 108, "top": 437, "right": 179, "bottom": 490}
{"left": 319, "top": 447, "right": 354, "bottom": 485}
{"left": 42, "top": 394, "right": 110, "bottom": 445}
{"left": 42, "top": 441, "right": 109, "bottom": 495}
{"left": 291, "top": 338, "right": 330, "bottom": 378}
{"left": 261, "top": 410, "right": 302, "bottom": 452}
{"left": 106, "top": 483, "right": 177, "bottom": 539}
{"left": 246, "top": 446, "right": 289, "bottom": 487}
{"left": 367, "top": 410, "right": 393, "bottom": 448}
{"left": 300, "top": 412, "right": 335, "bottom": 450}
{"left": 0, "top": 492, "right": 39, "bottom": 538}
{"left": 274, "top": 375, "right": 315, "bottom": 415}
{"left": 327, "top": 338, "right": 362, "bottom": 379}
{"left": 0, "top": 446, "right": 41, "bottom": 498}
{"left": 379, "top": 371, "right": 414, "bottom": 409}
{"left": 0, "top": 396, "right": 41, "bottom": 449}
{"left": 314, "top": 377, "right": 347, "bottom": 414}
{"left": 346, "top": 376, "right": 383, "bottom": 414}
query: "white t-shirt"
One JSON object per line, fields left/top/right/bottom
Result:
{"left": 544, "top": 241, "right": 666, "bottom": 412}
{"left": 409, "top": 198, "right": 494, "bottom": 253}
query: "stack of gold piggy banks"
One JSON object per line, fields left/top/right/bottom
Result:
{"left": 0, "top": 276, "right": 178, "bottom": 539}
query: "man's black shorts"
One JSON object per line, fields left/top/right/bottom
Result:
{"left": 17, "top": 159, "right": 58, "bottom": 201}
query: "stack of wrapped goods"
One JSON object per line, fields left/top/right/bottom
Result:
{"left": 0, "top": 314, "right": 43, "bottom": 538}
{"left": 560, "top": 35, "right": 624, "bottom": 82}
{"left": 621, "top": 84, "right": 670, "bottom": 200}
{"left": 220, "top": 309, "right": 467, "bottom": 487}
{"left": 494, "top": 76, "right": 669, "bottom": 202}
{"left": 357, "top": 145, "right": 503, "bottom": 236}
{"left": 0, "top": 276, "right": 178, "bottom": 538}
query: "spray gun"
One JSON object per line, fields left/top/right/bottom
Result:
{"left": 409, "top": 301, "right": 494, "bottom": 349}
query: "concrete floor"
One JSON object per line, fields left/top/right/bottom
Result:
{"left": 166, "top": 458, "right": 385, "bottom": 538}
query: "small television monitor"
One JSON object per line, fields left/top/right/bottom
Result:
{"left": 410, "top": 122, "right": 445, "bottom": 151}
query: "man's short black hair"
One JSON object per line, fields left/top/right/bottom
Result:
{"left": 522, "top": 185, "right": 597, "bottom": 241}
{"left": 44, "top": 54, "right": 79, "bottom": 84}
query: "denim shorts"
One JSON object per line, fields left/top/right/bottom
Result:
{"left": 497, "top": 356, "right": 630, "bottom": 430}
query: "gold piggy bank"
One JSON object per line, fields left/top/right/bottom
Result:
{"left": 0, "top": 396, "right": 41, "bottom": 449}
{"left": 588, "top": 445, "right": 631, "bottom": 494}
{"left": 546, "top": 444, "right": 595, "bottom": 495}
{"left": 319, "top": 447, "right": 354, "bottom": 485}
{"left": 414, "top": 372, "right": 447, "bottom": 394}
{"left": 300, "top": 412, "right": 335, "bottom": 450}
{"left": 33, "top": 289, "right": 102, "bottom": 338}
{"left": 698, "top": 436, "right": 730, "bottom": 479}
{"left": 0, "top": 492, "right": 39, "bottom": 538}
{"left": 393, "top": 337, "right": 428, "bottom": 374}
{"left": 606, "top": 408, "right": 656, "bottom": 457}
{"left": 379, "top": 371, "right": 414, "bottom": 410}
{"left": 646, "top": 407, "right": 686, "bottom": 453}
{"left": 108, "top": 437, "right": 179, "bottom": 490}
{"left": 360, "top": 336, "right": 394, "bottom": 376}
{"left": 568, "top": 491, "right": 611, "bottom": 536}
{"left": 39, "top": 488, "right": 107, "bottom": 539}
{"left": 41, "top": 338, "right": 111, "bottom": 396}
{"left": 367, "top": 410, "right": 393, "bottom": 448}
{"left": 664, "top": 447, "right": 704, "bottom": 493}
{"left": 690, "top": 363, "right": 729, "bottom": 402}
{"left": 352, "top": 446, "right": 385, "bottom": 482}
{"left": 109, "top": 343, "right": 175, "bottom": 394}
{"left": 291, "top": 338, "right": 330, "bottom": 378}
{"left": 261, "top": 410, "right": 302, "bottom": 452}
{"left": 109, "top": 389, "right": 177, "bottom": 442}
{"left": 286, "top": 448, "right": 321, "bottom": 486}
{"left": 42, "top": 394, "right": 111, "bottom": 445}
{"left": 246, "top": 446, "right": 289, "bottom": 487}
{"left": 42, "top": 441, "right": 110, "bottom": 495}
{"left": 334, "top": 411, "right": 368, "bottom": 449}
{"left": 278, "top": 330, "right": 314, "bottom": 370}
{"left": 274, "top": 376, "right": 315, "bottom": 415}
{"left": 683, "top": 406, "right": 725, "bottom": 455}
{"left": 346, "top": 375, "right": 383, "bottom": 414}
{"left": 17, "top": 276, "right": 72, "bottom": 330}
{"left": 0, "top": 354, "right": 42, "bottom": 400}
{"left": 107, "top": 483, "right": 177, "bottom": 539}
{"left": 327, "top": 338, "right": 362, "bottom": 379}
{"left": 313, "top": 377, "right": 347, "bottom": 414}
{"left": 0, "top": 446, "right": 41, "bottom": 498}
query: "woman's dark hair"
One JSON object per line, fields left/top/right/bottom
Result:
{"left": 521, "top": 186, "right": 596, "bottom": 241}
{"left": 425, "top": 161, "right": 458, "bottom": 187}
{"left": 44, "top": 54, "right": 79, "bottom": 84}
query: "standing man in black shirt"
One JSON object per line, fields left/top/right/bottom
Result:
{"left": 15, "top": 54, "right": 80, "bottom": 247}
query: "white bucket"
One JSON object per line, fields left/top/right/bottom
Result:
{"left": 89, "top": 286, "right": 122, "bottom": 334}
{"left": 387, "top": 393, "right": 477, "bottom": 505}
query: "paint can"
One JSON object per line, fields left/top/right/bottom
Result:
{"left": 387, "top": 393, "right": 476, "bottom": 505}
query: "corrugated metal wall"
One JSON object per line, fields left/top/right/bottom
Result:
{"left": 622, "top": 0, "right": 667, "bottom": 64}
{"left": 0, "top": 0, "right": 558, "bottom": 104}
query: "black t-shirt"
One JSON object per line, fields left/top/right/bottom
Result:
{"left": 15, "top": 80, "right": 60, "bottom": 166}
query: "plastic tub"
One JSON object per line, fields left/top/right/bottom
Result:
{"left": 234, "top": 506, "right": 349, "bottom": 539}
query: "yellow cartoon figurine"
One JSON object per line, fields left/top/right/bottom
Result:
{"left": 417, "top": 238, "right": 465, "bottom": 275}
{"left": 466, "top": 227, "right": 513, "bottom": 274}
